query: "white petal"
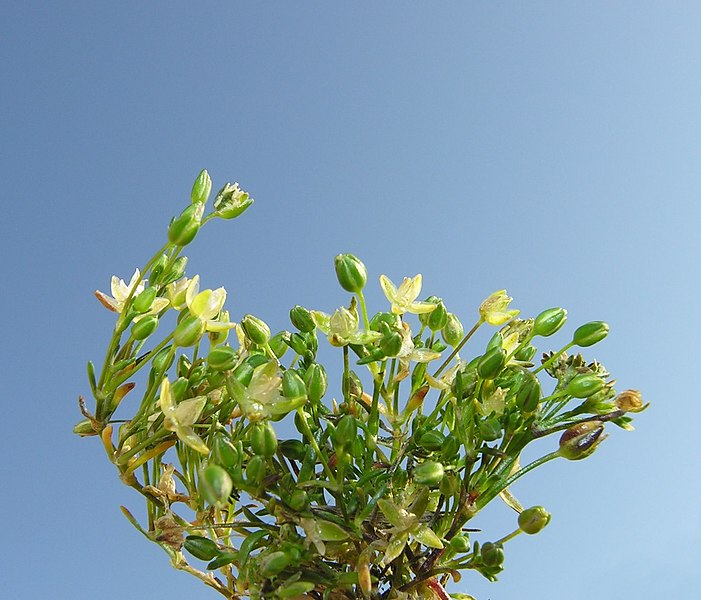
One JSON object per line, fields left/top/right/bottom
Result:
{"left": 173, "top": 395, "right": 207, "bottom": 426}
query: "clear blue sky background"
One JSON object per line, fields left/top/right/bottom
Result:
{"left": 2, "top": 2, "right": 699, "bottom": 599}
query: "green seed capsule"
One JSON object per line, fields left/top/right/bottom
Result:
{"left": 170, "top": 377, "right": 189, "bottom": 402}
{"left": 149, "top": 254, "right": 169, "bottom": 285}
{"left": 174, "top": 315, "right": 205, "bottom": 347}
{"left": 333, "top": 415, "right": 358, "bottom": 452}
{"left": 287, "top": 332, "right": 308, "bottom": 355}
{"left": 379, "top": 330, "right": 403, "bottom": 357}
{"left": 200, "top": 464, "right": 233, "bottom": 508}
{"left": 250, "top": 421, "right": 278, "bottom": 457}
{"left": 334, "top": 253, "right": 367, "bottom": 293}
{"left": 477, "top": 347, "right": 507, "bottom": 380}
{"left": 245, "top": 455, "right": 266, "bottom": 486}
{"left": 184, "top": 535, "right": 220, "bottom": 561}
{"left": 131, "top": 315, "right": 158, "bottom": 340}
{"left": 190, "top": 169, "right": 212, "bottom": 205}
{"left": 268, "top": 332, "right": 289, "bottom": 358}
{"left": 481, "top": 542, "right": 504, "bottom": 568}
{"left": 305, "top": 363, "right": 327, "bottom": 403}
{"left": 241, "top": 314, "right": 270, "bottom": 346}
{"left": 514, "top": 344, "right": 537, "bottom": 362}
{"left": 533, "top": 307, "right": 568, "bottom": 337}
{"left": 442, "top": 313, "right": 464, "bottom": 347}
{"left": 168, "top": 202, "right": 204, "bottom": 246}
{"left": 413, "top": 461, "right": 445, "bottom": 487}
{"left": 572, "top": 321, "right": 609, "bottom": 347}
{"left": 282, "top": 369, "right": 306, "bottom": 401}
{"left": 290, "top": 305, "right": 316, "bottom": 333}
{"left": 516, "top": 374, "right": 541, "bottom": 413}
{"left": 566, "top": 373, "right": 605, "bottom": 398}
{"left": 426, "top": 299, "right": 448, "bottom": 332}
{"left": 207, "top": 346, "right": 237, "bottom": 371}
{"left": 449, "top": 535, "right": 471, "bottom": 553}
{"left": 418, "top": 430, "right": 445, "bottom": 452}
{"left": 441, "top": 435, "right": 461, "bottom": 461}
{"left": 370, "top": 311, "right": 402, "bottom": 332}
{"left": 288, "top": 489, "right": 309, "bottom": 511}
{"left": 518, "top": 506, "right": 551, "bottom": 534}
{"left": 132, "top": 286, "right": 157, "bottom": 313}
{"left": 211, "top": 434, "right": 240, "bottom": 470}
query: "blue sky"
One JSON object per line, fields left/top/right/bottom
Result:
{"left": 2, "top": 2, "right": 699, "bottom": 598}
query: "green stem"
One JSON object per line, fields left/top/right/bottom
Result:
{"left": 433, "top": 320, "right": 483, "bottom": 378}
{"left": 533, "top": 341, "right": 575, "bottom": 374}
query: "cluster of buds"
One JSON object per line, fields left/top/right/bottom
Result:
{"left": 77, "top": 171, "right": 645, "bottom": 600}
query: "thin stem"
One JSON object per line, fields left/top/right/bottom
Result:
{"left": 433, "top": 320, "right": 482, "bottom": 378}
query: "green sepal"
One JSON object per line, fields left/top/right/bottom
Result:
{"left": 533, "top": 307, "right": 567, "bottom": 337}
{"left": 290, "top": 305, "right": 316, "bottom": 333}
{"left": 190, "top": 169, "right": 212, "bottom": 205}
{"left": 168, "top": 202, "right": 204, "bottom": 246}
{"left": 200, "top": 464, "right": 233, "bottom": 508}
{"left": 207, "top": 346, "right": 237, "bottom": 372}
{"left": 572, "top": 321, "right": 609, "bottom": 347}
{"left": 131, "top": 315, "right": 158, "bottom": 340}
{"left": 133, "top": 286, "right": 157, "bottom": 313}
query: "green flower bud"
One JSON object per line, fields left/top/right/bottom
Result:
{"left": 288, "top": 488, "right": 309, "bottom": 512}
{"left": 290, "top": 305, "right": 316, "bottom": 333}
{"left": 200, "top": 464, "right": 233, "bottom": 508}
{"left": 169, "top": 377, "right": 189, "bottom": 402}
{"left": 413, "top": 461, "right": 445, "bottom": 487}
{"left": 241, "top": 314, "right": 270, "bottom": 346}
{"left": 480, "top": 542, "right": 504, "bottom": 568}
{"left": 516, "top": 373, "right": 541, "bottom": 413}
{"left": 131, "top": 315, "right": 158, "bottom": 340}
{"left": 149, "top": 254, "right": 169, "bottom": 285}
{"left": 334, "top": 253, "right": 367, "bottom": 293}
{"left": 286, "top": 332, "right": 308, "bottom": 355}
{"left": 190, "top": 169, "right": 212, "bottom": 205}
{"left": 207, "top": 346, "right": 237, "bottom": 372}
{"left": 232, "top": 361, "right": 254, "bottom": 386}
{"left": 333, "top": 415, "right": 358, "bottom": 452}
{"left": 211, "top": 434, "right": 240, "bottom": 471}
{"left": 161, "top": 256, "right": 188, "bottom": 285}
{"left": 449, "top": 535, "right": 471, "bottom": 553}
{"left": 533, "top": 307, "right": 568, "bottom": 337}
{"left": 168, "top": 202, "right": 204, "bottom": 246}
{"left": 260, "top": 550, "right": 292, "bottom": 577}
{"left": 514, "top": 344, "right": 537, "bottom": 362}
{"left": 184, "top": 535, "right": 220, "bottom": 561}
{"left": 174, "top": 314, "right": 205, "bottom": 347}
{"left": 572, "top": 321, "right": 609, "bottom": 347}
{"left": 518, "top": 506, "right": 551, "bottom": 534}
{"left": 268, "top": 332, "right": 289, "bottom": 358}
{"left": 282, "top": 369, "right": 307, "bottom": 401}
{"left": 442, "top": 313, "right": 464, "bottom": 347}
{"left": 132, "top": 286, "right": 157, "bottom": 313}
{"left": 418, "top": 430, "right": 445, "bottom": 452}
{"left": 559, "top": 421, "right": 606, "bottom": 460}
{"left": 304, "top": 363, "right": 327, "bottom": 403}
{"left": 566, "top": 373, "right": 605, "bottom": 398}
{"left": 213, "top": 182, "right": 253, "bottom": 219}
{"left": 245, "top": 455, "right": 266, "bottom": 486}
{"left": 151, "top": 345, "right": 174, "bottom": 373}
{"left": 418, "top": 296, "right": 440, "bottom": 327}
{"left": 250, "top": 421, "right": 278, "bottom": 457}
{"left": 477, "top": 347, "right": 507, "bottom": 380}
{"left": 425, "top": 298, "right": 448, "bottom": 332}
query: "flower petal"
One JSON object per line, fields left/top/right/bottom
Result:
{"left": 175, "top": 425, "right": 209, "bottom": 454}
{"left": 379, "top": 275, "right": 398, "bottom": 303}
{"left": 173, "top": 396, "right": 207, "bottom": 427}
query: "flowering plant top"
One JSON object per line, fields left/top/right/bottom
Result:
{"left": 76, "top": 170, "right": 645, "bottom": 600}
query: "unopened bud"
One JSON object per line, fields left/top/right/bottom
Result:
{"left": 131, "top": 315, "right": 158, "bottom": 340}
{"left": 173, "top": 314, "right": 205, "bottom": 347}
{"left": 334, "top": 253, "right": 367, "bottom": 293}
{"left": 566, "top": 373, "right": 605, "bottom": 398}
{"left": 477, "top": 347, "right": 507, "bottom": 380}
{"left": 480, "top": 542, "right": 504, "bottom": 568}
{"left": 572, "top": 321, "right": 609, "bottom": 347}
{"left": 190, "top": 169, "right": 212, "bottom": 205}
{"left": 533, "top": 307, "right": 568, "bottom": 337}
{"left": 518, "top": 506, "right": 551, "bottom": 534}
{"left": 413, "top": 461, "right": 444, "bottom": 487}
{"left": 379, "top": 329, "right": 403, "bottom": 357}
{"left": 200, "top": 464, "right": 233, "bottom": 508}
{"left": 290, "top": 305, "right": 316, "bottom": 333}
{"left": 241, "top": 314, "right": 270, "bottom": 346}
{"left": 442, "top": 313, "right": 464, "bottom": 347}
{"left": 168, "top": 202, "right": 204, "bottom": 246}
{"left": 282, "top": 369, "right": 307, "bottom": 402}
{"left": 208, "top": 346, "right": 237, "bottom": 371}
{"left": 559, "top": 420, "right": 606, "bottom": 460}
{"left": 305, "top": 363, "right": 327, "bottom": 403}
{"left": 250, "top": 421, "right": 278, "bottom": 457}
{"left": 132, "top": 286, "right": 157, "bottom": 313}
{"left": 422, "top": 297, "right": 448, "bottom": 331}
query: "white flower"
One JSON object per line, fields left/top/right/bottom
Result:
{"left": 159, "top": 377, "right": 209, "bottom": 454}
{"left": 95, "top": 268, "right": 169, "bottom": 319}
{"left": 394, "top": 322, "right": 442, "bottom": 382}
{"left": 185, "top": 275, "right": 234, "bottom": 333}
{"left": 379, "top": 274, "right": 436, "bottom": 315}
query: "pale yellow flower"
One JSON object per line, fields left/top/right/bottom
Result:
{"left": 312, "top": 303, "right": 381, "bottom": 347}
{"left": 95, "top": 269, "right": 169, "bottom": 319}
{"left": 394, "top": 322, "right": 442, "bottom": 382}
{"left": 159, "top": 377, "right": 209, "bottom": 454}
{"left": 379, "top": 274, "right": 436, "bottom": 315}
{"left": 479, "top": 290, "right": 520, "bottom": 326}
{"left": 185, "top": 275, "right": 234, "bottom": 333}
